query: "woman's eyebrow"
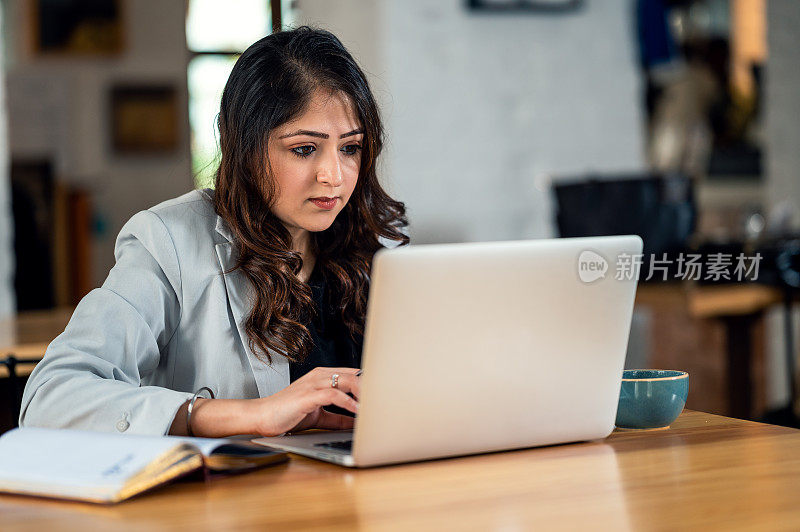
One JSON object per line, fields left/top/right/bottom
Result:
{"left": 279, "top": 128, "right": 364, "bottom": 139}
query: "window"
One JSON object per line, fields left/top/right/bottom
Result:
{"left": 186, "top": 0, "right": 291, "bottom": 188}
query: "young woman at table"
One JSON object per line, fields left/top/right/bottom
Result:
{"left": 19, "top": 27, "right": 408, "bottom": 438}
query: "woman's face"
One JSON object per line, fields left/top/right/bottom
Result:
{"left": 267, "top": 88, "right": 363, "bottom": 242}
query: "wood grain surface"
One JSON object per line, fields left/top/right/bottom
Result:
{"left": 0, "top": 410, "right": 798, "bottom": 530}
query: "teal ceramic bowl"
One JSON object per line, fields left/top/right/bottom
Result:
{"left": 615, "top": 369, "right": 689, "bottom": 429}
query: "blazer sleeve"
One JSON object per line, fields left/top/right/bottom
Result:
{"left": 19, "top": 209, "right": 194, "bottom": 435}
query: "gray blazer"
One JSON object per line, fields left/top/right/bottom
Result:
{"left": 20, "top": 189, "right": 293, "bottom": 435}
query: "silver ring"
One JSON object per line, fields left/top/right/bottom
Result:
{"left": 331, "top": 373, "right": 340, "bottom": 388}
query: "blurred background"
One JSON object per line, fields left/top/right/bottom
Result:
{"left": 0, "top": 0, "right": 799, "bottom": 432}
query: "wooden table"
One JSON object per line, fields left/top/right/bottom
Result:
{"left": 689, "top": 284, "right": 787, "bottom": 420}
{"left": 1, "top": 410, "right": 798, "bottom": 530}
{"left": 0, "top": 307, "right": 73, "bottom": 378}
{"left": 637, "top": 283, "right": 788, "bottom": 420}
{"left": 0, "top": 308, "right": 73, "bottom": 431}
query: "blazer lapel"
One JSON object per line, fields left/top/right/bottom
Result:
{"left": 214, "top": 216, "right": 290, "bottom": 398}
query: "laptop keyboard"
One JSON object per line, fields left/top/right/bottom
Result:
{"left": 313, "top": 439, "right": 353, "bottom": 451}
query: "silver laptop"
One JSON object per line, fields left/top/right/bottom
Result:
{"left": 252, "top": 235, "right": 642, "bottom": 467}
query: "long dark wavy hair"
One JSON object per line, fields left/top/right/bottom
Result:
{"left": 213, "top": 26, "right": 409, "bottom": 364}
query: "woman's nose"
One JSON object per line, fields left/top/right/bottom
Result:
{"left": 316, "top": 152, "right": 343, "bottom": 187}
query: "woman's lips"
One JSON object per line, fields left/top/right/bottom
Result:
{"left": 309, "top": 197, "right": 338, "bottom": 210}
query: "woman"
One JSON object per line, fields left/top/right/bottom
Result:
{"left": 19, "top": 27, "right": 409, "bottom": 438}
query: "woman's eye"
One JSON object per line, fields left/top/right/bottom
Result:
{"left": 341, "top": 144, "right": 362, "bottom": 156}
{"left": 291, "top": 145, "right": 315, "bottom": 158}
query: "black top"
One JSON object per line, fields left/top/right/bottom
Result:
{"left": 288, "top": 265, "right": 363, "bottom": 383}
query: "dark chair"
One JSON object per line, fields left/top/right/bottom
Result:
{"left": 553, "top": 173, "right": 696, "bottom": 281}
{"left": 0, "top": 355, "right": 42, "bottom": 433}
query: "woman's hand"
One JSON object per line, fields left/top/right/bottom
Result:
{"left": 249, "top": 367, "right": 361, "bottom": 436}
{"left": 169, "top": 367, "right": 361, "bottom": 438}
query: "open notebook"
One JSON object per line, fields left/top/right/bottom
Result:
{"left": 0, "top": 427, "right": 287, "bottom": 503}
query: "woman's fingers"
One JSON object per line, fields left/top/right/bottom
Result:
{"left": 310, "top": 369, "right": 361, "bottom": 400}
{"left": 309, "top": 367, "right": 361, "bottom": 380}
{"left": 314, "top": 409, "right": 356, "bottom": 430}
{"left": 324, "top": 367, "right": 361, "bottom": 374}
{"left": 315, "top": 388, "right": 359, "bottom": 415}
{"left": 255, "top": 367, "right": 363, "bottom": 436}
{"left": 325, "top": 372, "right": 360, "bottom": 400}
{"left": 308, "top": 367, "right": 361, "bottom": 378}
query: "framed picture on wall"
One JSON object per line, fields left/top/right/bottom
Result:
{"left": 110, "top": 85, "right": 179, "bottom": 154}
{"left": 31, "top": 0, "right": 124, "bottom": 56}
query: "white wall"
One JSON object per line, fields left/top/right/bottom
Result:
{"left": 297, "top": 0, "right": 646, "bottom": 243}
{"left": 3, "top": 0, "right": 650, "bottom": 296}
{"left": 765, "top": 1, "right": 800, "bottom": 212}
{"left": 3, "top": 0, "right": 193, "bottom": 287}
{"left": 0, "top": 6, "right": 17, "bottom": 333}
{"left": 764, "top": 0, "right": 800, "bottom": 409}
